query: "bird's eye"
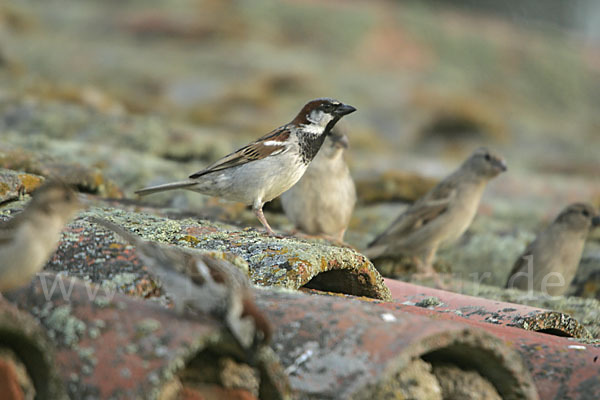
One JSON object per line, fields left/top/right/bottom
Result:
{"left": 484, "top": 153, "right": 491, "bottom": 161}
{"left": 582, "top": 209, "right": 590, "bottom": 217}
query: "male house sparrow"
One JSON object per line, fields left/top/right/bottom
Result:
{"left": 135, "top": 98, "right": 356, "bottom": 236}
{"left": 90, "top": 218, "right": 271, "bottom": 350}
{"left": 280, "top": 128, "right": 356, "bottom": 242}
{"left": 0, "top": 181, "right": 81, "bottom": 292}
{"left": 506, "top": 203, "right": 600, "bottom": 296}
{"left": 364, "top": 147, "right": 506, "bottom": 278}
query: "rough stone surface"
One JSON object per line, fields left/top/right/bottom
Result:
{"left": 355, "top": 170, "right": 438, "bottom": 204}
{"left": 256, "top": 289, "right": 538, "bottom": 400}
{"left": 443, "top": 279, "right": 600, "bottom": 339}
{"left": 0, "top": 298, "right": 66, "bottom": 399}
{"left": 433, "top": 363, "right": 502, "bottom": 400}
{"left": 5, "top": 275, "right": 291, "bottom": 400}
{"left": 1, "top": 1, "right": 599, "bottom": 398}
{"left": 0, "top": 149, "right": 122, "bottom": 198}
{"left": 0, "top": 168, "right": 44, "bottom": 204}
{"left": 4, "top": 199, "right": 390, "bottom": 301}
{"left": 384, "top": 358, "right": 443, "bottom": 400}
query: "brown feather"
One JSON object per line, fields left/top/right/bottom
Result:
{"left": 189, "top": 127, "right": 291, "bottom": 179}
{"left": 506, "top": 246, "right": 533, "bottom": 286}
{"left": 369, "top": 181, "right": 455, "bottom": 247}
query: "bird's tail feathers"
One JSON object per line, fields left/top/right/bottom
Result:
{"left": 135, "top": 180, "right": 197, "bottom": 196}
{"left": 361, "top": 244, "right": 386, "bottom": 260}
{"left": 88, "top": 217, "right": 143, "bottom": 247}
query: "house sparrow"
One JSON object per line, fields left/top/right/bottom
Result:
{"left": 0, "top": 181, "right": 81, "bottom": 292}
{"left": 90, "top": 217, "right": 271, "bottom": 350}
{"left": 280, "top": 128, "right": 356, "bottom": 242}
{"left": 135, "top": 98, "right": 356, "bottom": 236}
{"left": 506, "top": 203, "right": 600, "bottom": 296}
{"left": 364, "top": 147, "right": 506, "bottom": 278}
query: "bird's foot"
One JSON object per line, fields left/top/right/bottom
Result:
{"left": 412, "top": 268, "right": 447, "bottom": 290}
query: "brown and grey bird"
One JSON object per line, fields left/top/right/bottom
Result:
{"left": 506, "top": 203, "right": 600, "bottom": 296}
{"left": 135, "top": 98, "right": 356, "bottom": 236}
{"left": 90, "top": 217, "right": 271, "bottom": 349}
{"left": 364, "top": 147, "right": 506, "bottom": 278}
{"left": 280, "top": 128, "right": 356, "bottom": 242}
{"left": 0, "top": 181, "right": 81, "bottom": 292}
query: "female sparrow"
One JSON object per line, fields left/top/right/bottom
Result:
{"left": 364, "top": 147, "right": 506, "bottom": 278}
{"left": 280, "top": 129, "right": 356, "bottom": 242}
{"left": 0, "top": 181, "right": 81, "bottom": 292}
{"left": 135, "top": 98, "right": 356, "bottom": 236}
{"left": 506, "top": 203, "right": 600, "bottom": 296}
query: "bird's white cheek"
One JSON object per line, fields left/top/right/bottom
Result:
{"left": 302, "top": 125, "right": 325, "bottom": 135}
{"left": 308, "top": 110, "right": 334, "bottom": 129}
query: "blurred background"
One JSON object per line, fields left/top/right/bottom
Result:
{"left": 1, "top": 0, "right": 599, "bottom": 294}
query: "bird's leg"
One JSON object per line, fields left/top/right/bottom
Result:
{"left": 253, "top": 205, "right": 276, "bottom": 236}
{"left": 412, "top": 247, "right": 446, "bottom": 289}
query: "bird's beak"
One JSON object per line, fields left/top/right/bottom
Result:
{"left": 497, "top": 159, "right": 507, "bottom": 172}
{"left": 592, "top": 216, "right": 600, "bottom": 227}
{"left": 334, "top": 104, "right": 357, "bottom": 117}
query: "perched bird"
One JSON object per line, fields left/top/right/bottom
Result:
{"left": 0, "top": 181, "right": 81, "bottom": 292}
{"left": 364, "top": 147, "right": 506, "bottom": 278}
{"left": 506, "top": 203, "right": 600, "bottom": 296}
{"left": 135, "top": 98, "right": 356, "bottom": 236}
{"left": 90, "top": 217, "right": 271, "bottom": 350}
{"left": 281, "top": 128, "right": 356, "bottom": 242}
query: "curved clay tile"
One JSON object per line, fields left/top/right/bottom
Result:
{"left": 379, "top": 279, "right": 600, "bottom": 399}
{"left": 0, "top": 298, "right": 66, "bottom": 399}
{"left": 383, "top": 279, "right": 591, "bottom": 338}
{"left": 5, "top": 275, "right": 291, "bottom": 400}
{"left": 43, "top": 209, "right": 391, "bottom": 301}
{"left": 255, "top": 289, "right": 539, "bottom": 400}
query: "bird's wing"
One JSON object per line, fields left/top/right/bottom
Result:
{"left": 370, "top": 181, "right": 456, "bottom": 246}
{"left": 506, "top": 243, "right": 535, "bottom": 286}
{"left": 0, "top": 212, "right": 25, "bottom": 230}
{"left": 0, "top": 228, "right": 14, "bottom": 245}
{"left": 0, "top": 213, "right": 25, "bottom": 245}
{"left": 189, "top": 126, "right": 291, "bottom": 178}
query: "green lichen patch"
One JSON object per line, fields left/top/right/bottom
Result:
{"left": 84, "top": 206, "right": 391, "bottom": 301}
{"left": 43, "top": 305, "right": 87, "bottom": 347}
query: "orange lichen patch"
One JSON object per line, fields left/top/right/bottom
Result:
{"left": 125, "top": 277, "right": 161, "bottom": 298}
{"left": 320, "top": 257, "right": 328, "bottom": 270}
{"left": 0, "top": 170, "right": 45, "bottom": 202}
{"left": 0, "top": 182, "right": 9, "bottom": 197}
{"left": 283, "top": 256, "right": 310, "bottom": 267}
{"left": 17, "top": 173, "right": 44, "bottom": 192}
{"left": 262, "top": 247, "right": 289, "bottom": 256}
{"left": 179, "top": 235, "right": 201, "bottom": 245}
